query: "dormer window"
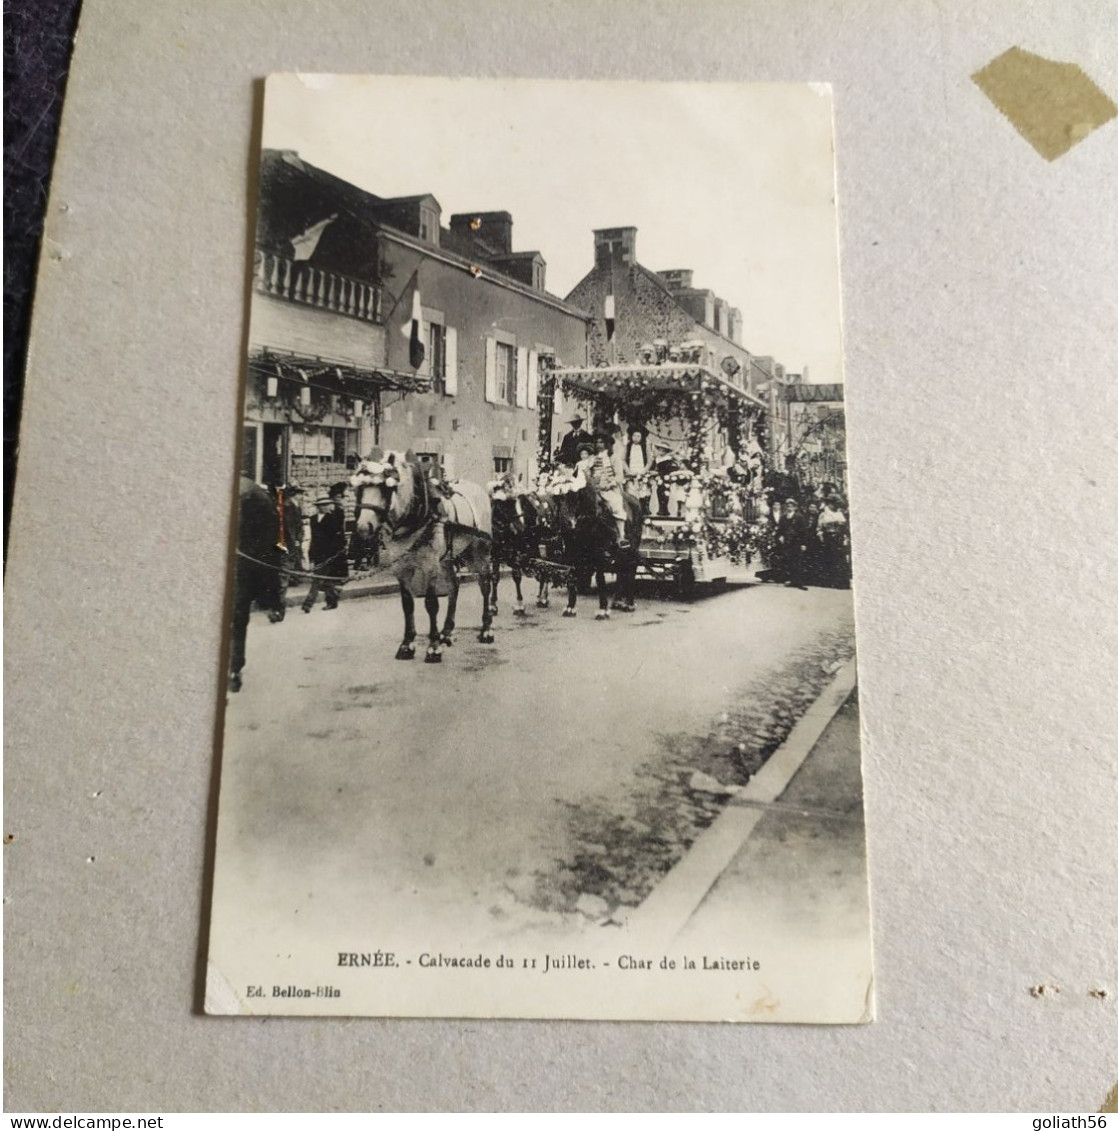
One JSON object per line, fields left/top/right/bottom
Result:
{"left": 418, "top": 204, "right": 440, "bottom": 245}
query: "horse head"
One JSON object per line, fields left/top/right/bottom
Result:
{"left": 350, "top": 450, "right": 419, "bottom": 553}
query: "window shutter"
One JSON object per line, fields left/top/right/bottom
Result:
{"left": 444, "top": 326, "right": 458, "bottom": 396}
{"left": 418, "top": 311, "right": 431, "bottom": 378}
{"left": 442, "top": 451, "right": 455, "bottom": 478}
{"left": 527, "top": 349, "right": 539, "bottom": 410}
{"left": 484, "top": 337, "right": 497, "bottom": 404}
{"left": 515, "top": 346, "right": 528, "bottom": 408}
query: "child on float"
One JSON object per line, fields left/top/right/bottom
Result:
{"left": 576, "top": 432, "right": 630, "bottom": 546}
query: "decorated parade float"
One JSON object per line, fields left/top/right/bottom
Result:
{"left": 540, "top": 343, "right": 770, "bottom": 596}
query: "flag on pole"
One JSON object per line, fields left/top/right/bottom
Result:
{"left": 604, "top": 294, "right": 616, "bottom": 342}
{"left": 289, "top": 214, "right": 337, "bottom": 261}
{"left": 398, "top": 269, "right": 426, "bottom": 370}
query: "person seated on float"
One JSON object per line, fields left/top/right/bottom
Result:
{"left": 649, "top": 441, "right": 680, "bottom": 517}
{"left": 624, "top": 427, "right": 653, "bottom": 515}
{"left": 576, "top": 433, "right": 629, "bottom": 545}
{"left": 556, "top": 414, "right": 594, "bottom": 467}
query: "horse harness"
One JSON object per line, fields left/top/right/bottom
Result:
{"left": 356, "top": 463, "right": 491, "bottom": 547}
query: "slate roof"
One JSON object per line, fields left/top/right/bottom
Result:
{"left": 257, "top": 149, "right": 551, "bottom": 293}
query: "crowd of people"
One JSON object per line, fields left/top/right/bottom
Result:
{"left": 761, "top": 488, "right": 851, "bottom": 590}
{"left": 229, "top": 423, "right": 849, "bottom": 689}
{"left": 550, "top": 415, "right": 852, "bottom": 590}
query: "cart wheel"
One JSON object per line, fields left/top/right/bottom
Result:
{"left": 674, "top": 561, "right": 696, "bottom": 600}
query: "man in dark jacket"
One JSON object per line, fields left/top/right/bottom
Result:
{"left": 229, "top": 476, "right": 283, "bottom": 691}
{"left": 302, "top": 486, "right": 349, "bottom": 612}
{"left": 269, "top": 482, "right": 305, "bottom": 622}
{"left": 556, "top": 415, "right": 594, "bottom": 467}
{"left": 775, "top": 497, "right": 810, "bottom": 589}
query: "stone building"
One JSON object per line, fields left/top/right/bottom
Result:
{"left": 244, "top": 150, "right": 590, "bottom": 494}
{"left": 565, "top": 227, "right": 751, "bottom": 378}
{"left": 378, "top": 207, "right": 589, "bottom": 487}
{"left": 556, "top": 226, "right": 770, "bottom": 461}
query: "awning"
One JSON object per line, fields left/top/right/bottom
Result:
{"left": 248, "top": 347, "right": 431, "bottom": 395}
{"left": 550, "top": 364, "right": 765, "bottom": 410}
{"left": 782, "top": 382, "right": 844, "bottom": 403}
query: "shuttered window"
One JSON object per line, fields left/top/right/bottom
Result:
{"left": 527, "top": 349, "right": 539, "bottom": 410}
{"left": 484, "top": 337, "right": 498, "bottom": 404}
{"left": 444, "top": 326, "right": 458, "bottom": 396}
{"left": 496, "top": 342, "right": 516, "bottom": 405}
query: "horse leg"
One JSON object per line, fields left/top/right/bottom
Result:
{"left": 563, "top": 573, "right": 578, "bottom": 617}
{"left": 537, "top": 577, "right": 550, "bottom": 608}
{"left": 624, "top": 550, "right": 637, "bottom": 611}
{"left": 512, "top": 568, "right": 526, "bottom": 616}
{"left": 228, "top": 576, "right": 252, "bottom": 691}
{"left": 595, "top": 562, "right": 610, "bottom": 620}
{"left": 476, "top": 557, "right": 496, "bottom": 643}
{"left": 395, "top": 583, "right": 417, "bottom": 660}
{"left": 612, "top": 548, "right": 636, "bottom": 612}
{"left": 423, "top": 590, "right": 443, "bottom": 663}
{"left": 439, "top": 576, "right": 458, "bottom": 647}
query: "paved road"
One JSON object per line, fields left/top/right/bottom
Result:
{"left": 210, "top": 578, "right": 859, "bottom": 966}
{"left": 672, "top": 691, "right": 873, "bottom": 1021}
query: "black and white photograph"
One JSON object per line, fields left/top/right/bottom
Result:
{"left": 205, "top": 74, "right": 871, "bottom": 1022}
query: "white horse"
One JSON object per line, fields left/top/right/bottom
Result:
{"left": 351, "top": 451, "right": 495, "bottom": 663}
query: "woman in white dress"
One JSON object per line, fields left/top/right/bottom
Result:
{"left": 624, "top": 428, "right": 651, "bottom": 514}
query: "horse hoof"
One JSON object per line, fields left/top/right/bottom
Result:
{"left": 513, "top": 607, "right": 526, "bottom": 618}
{"left": 439, "top": 634, "right": 455, "bottom": 647}
{"left": 425, "top": 651, "right": 442, "bottom": 664}
{"left": 595, "top": 611, "right": 610, "bottom": 621}
{"left": 563, "top": 608, "right": 576, "bottom": 618}
{"left": 395, "top": 645, "right": 415, "bottom": 661}
{"left": 537, "top": 600, "right": 549, "bottom": 609}
{"left": 491, "top": 605, "right": 499, "bottom": 617}
{"left": 477, "top": 631, "right": 495, "bottom": 644}
{"left": 228, "top": 672, "right": 242, "bottom": 693}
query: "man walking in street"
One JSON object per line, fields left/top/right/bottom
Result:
{"left": 776, "top": 497, "right": 810, "bottom": 589}
{"left": 302, "top": 484, "right": 349, "bottom": 612}
{"left": 229, "top": 476, "right": 283, "bottom": 691}
{"left": 269, "top": 481, "right": 306, "bottom": 622}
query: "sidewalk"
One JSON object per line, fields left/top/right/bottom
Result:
{"left": 619, "top": 660, "right": 867, "bottom": 950}
{"left": 283, "top": 570, "right": 398, "bottom": 607}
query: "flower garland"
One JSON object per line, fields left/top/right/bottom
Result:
{"left": 285, "top": 391, "right": 331, "bottom": 424}
{"left": 536, "top": 369, "right": 775, "bottom": 563}
{"left": 635, "top": 464, "right": 771, "bottom": 565}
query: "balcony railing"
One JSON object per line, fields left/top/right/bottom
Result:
{"left": 254, "top": 251, "right": 382, "bottom": 322}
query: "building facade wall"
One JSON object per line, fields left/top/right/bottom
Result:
{"left": 566, "top": 263, "right": 755, "bottom": 388}
{"left": 379, "top": 239, "right": 588, "bottom": 488}
{"left": 248, "top": 292, "right": 387, "bottom": 369}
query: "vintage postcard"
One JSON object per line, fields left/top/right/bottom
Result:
{"left": 205, "top": 74, "right": 871, "bottom": 1022}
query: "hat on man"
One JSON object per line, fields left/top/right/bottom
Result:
{"left": 282, "top": 482, "right": 305, "bottom": 495}
{"left": 328, "top": 481, "right": 347, "bottom": 498}
{"left": 314, "top": 493, "right": 332, "bottom": 505}
{"left": 567, "top": 414, "right": 585, "bottom": 425}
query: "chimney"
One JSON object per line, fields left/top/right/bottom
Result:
{"left": 714, "top": 298, "right": 728, "bottom": 336}
{"left": 728, "top": 307, "right": 742, "bottom": 345}
{"left": 449, "top": 211, "right": 513, "bottom": 254}
{"left": 594, "top": 227, "right": 637, "bottom": 270}
{"left": 487, "top": 252, "right": 547, "bottom": 292}
{"left": 657, "top": 269, "right": 693, "bottom": 291}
